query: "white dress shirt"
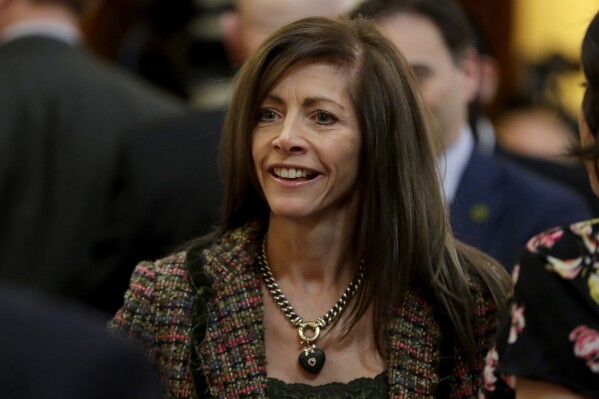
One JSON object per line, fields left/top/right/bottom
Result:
{"left": 438, "top": 126, "right": 474, "bottom": 203}
{"left": 1, "top": 19, "right": 81, "bottom": 45}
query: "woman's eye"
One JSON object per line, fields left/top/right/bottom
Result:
{"left": 258, "top": 108, "right": 278, "bottom": 122}
{"left": 314, "top": 111, "right": 337, "bottom": 125}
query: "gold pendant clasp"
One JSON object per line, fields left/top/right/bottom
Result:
{"left": 297, "top": 321, "right": 321, "bottom": 344}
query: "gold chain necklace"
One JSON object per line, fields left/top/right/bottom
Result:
{"left": 258, "top": 236, "right": 364, "bottom": 374}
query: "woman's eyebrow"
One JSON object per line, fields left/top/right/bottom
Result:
{"left": 264, "top": 94, "right": 346, "bottom": 110}
{"left": 303, "top": 96, "right": 346, "bottom": 110}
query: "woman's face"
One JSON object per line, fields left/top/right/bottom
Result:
{"left": 578, "top": 106, "right": 599, "bottom": 197}
{"left": 252, "top": 60, "right": 362, "bottom": 222}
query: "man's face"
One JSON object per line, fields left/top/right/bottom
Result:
{"left": 378, "top": 12, "right": 478, "bottom": 148}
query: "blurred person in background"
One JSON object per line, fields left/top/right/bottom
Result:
{"left": 0, "top": 283, "right": 163, "bottom": 399}
{"left": 112, "top": 0, "right": 357, "bottom": 273}
{"left": 466, "top": 20, "right": 599, "bottom": 215}
{"left": 114, "top": 0, "right": 197, "bottom": 100}
{"left": 220, "top": 0, "right": 356, "bottom": 68}
{"left": 354, "top": 0, "right": 591, "bottom": 270}
{"left": 482, "top": 10, "right": 599, "bottom": 398}
{"left": 493, "top": 105, "right": 599, "bottom": 215}
{"left": 0, "top": 0, "right": 185, "bottom": 315}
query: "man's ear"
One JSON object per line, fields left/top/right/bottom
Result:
{"left": 460, "top": 47, "right": 483, "bottom": 103}
{"left": 478, "top": 55, "right": 500, "bottom": 105}
{"left": 220, "top": 10, "right": 245, "bottom": 67}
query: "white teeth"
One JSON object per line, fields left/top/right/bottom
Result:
{"left": 273, "top": 167, "right": 312, "bottom": 179}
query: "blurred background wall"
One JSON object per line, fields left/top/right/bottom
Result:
{"left": 512, "top": 0, "right": 597, "bottom": 118}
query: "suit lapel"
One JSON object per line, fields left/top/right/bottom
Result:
{"left": 450, "top": 149, "right": 506, "bottom": 254}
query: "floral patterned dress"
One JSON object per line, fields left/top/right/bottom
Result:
{"left": 482, "top": 218, "right": 599, "bottom": 398}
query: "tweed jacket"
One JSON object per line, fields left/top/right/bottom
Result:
{"left": 109, "top": 221, "right": 500, "bottom": 398}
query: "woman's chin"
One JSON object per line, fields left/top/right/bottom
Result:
{"left": 269, "top": 207, "right": 314, "bottom": 221}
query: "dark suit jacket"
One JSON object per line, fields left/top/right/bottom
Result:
{"left": 450, "top": 148, "right": 592, "bottom": 270}
{"left": 495, "top": 145, "right": 599, "bottom": 215}
{"left": 0, "top": 36, "right": 185, "bottom": 313}
{"left": 114, "top": 111, "right": 224, "bottom": 272}
{"left": 0, "top": 284, "right": 163, "bottom": 399}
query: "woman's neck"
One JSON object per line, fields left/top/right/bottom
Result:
{"left": 260, "top": 217, "right": 384, "bottom": 383}
{"left": 262, "top": 203, "right": 363, "bottom": 325}
{"left": 265, "top": 213, "right": 359, "bottom": 286}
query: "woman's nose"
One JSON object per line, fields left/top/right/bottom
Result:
{"left": 271, "top": 117, "right": 307, "bottom": 154}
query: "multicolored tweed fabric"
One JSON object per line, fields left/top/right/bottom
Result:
{"left": 109, "top": 221, "right": 501, "bottom": 398}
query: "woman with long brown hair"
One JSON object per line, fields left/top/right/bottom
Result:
{"left": 110, "top": 15, "right": 510, "bottom": 398}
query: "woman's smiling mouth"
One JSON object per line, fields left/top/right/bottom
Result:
{"left": 272, "top": 167, "right": 318, "bottom": 181}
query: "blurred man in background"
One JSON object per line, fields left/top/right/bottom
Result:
{"left": 355, "top": 0, "right": 591, "bottom": 269}
{"left": 0, "top": 283, "right": 163, "bottom": 398}
{"left": 0, "top": 0, "right": 185, "bottom": 315}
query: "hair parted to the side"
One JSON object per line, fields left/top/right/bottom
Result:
{"left": 218, "top": 15, "right": 510, "bottom": 361}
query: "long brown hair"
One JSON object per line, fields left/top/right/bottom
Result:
{"left": 218, "top": 15, "right": 510, "bottom": 360}
{"left": 571, "top": 12, "right": 599, "bottom": 167}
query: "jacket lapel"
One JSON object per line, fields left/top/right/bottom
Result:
{"left": 387, "top": 290, "right": 441, "bottom": 398}
{"left": 197, "top": 224, "right": 268, "bottom": 398}
{"left": 192, "top": 223, "right": 443, "bottom": 398}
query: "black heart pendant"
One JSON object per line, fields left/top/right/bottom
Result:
{"left": 299, "top": 348, "right": 326, "bottom": 374}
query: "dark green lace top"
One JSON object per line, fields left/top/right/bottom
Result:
{"left": 266, "top": 372, "right": 388, "bottom": 398}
